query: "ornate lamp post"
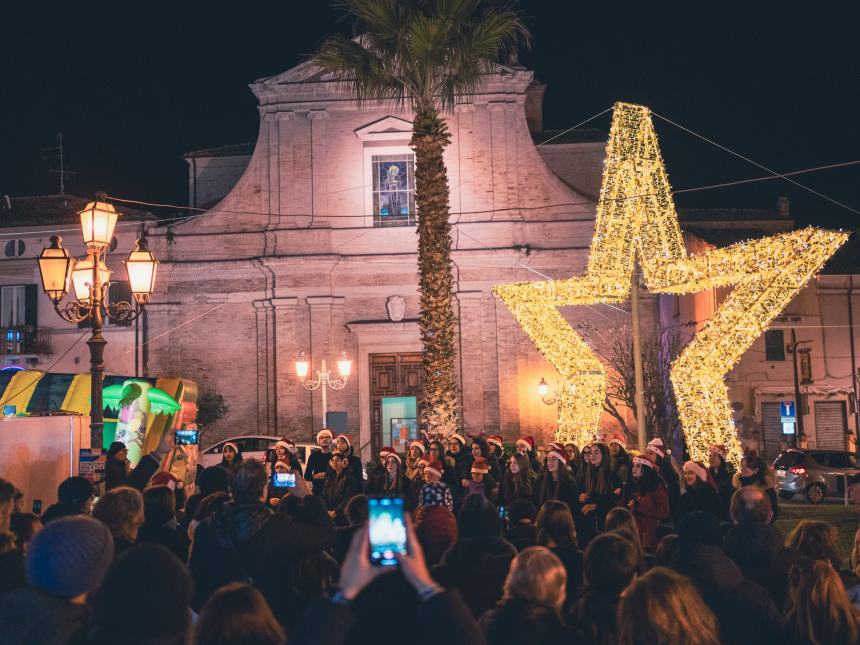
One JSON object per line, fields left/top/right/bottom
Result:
{"left": 295, "top": 350, "right": 352, "bottom": 429}
{"left": 37, "top": 198, "right": 158, "bottom": 447}
{"left": 537, "top": 377, "right": 559, "bottom": 406}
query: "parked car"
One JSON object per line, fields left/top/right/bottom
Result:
{"left": 772, "top": 448, "right": 860, "bottom": 504}
{"left": 199, "top": 435, "right": 317, "bottom": 472}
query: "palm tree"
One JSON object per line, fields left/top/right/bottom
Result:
{"left": 314, "top": 0, "right": 529, "bottom": 437}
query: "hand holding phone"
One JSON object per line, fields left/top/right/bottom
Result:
{"left": 272, "top": 472, "right": 297, "bottom": 489}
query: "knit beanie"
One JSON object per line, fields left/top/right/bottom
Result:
{"left": 26, "top": 515, "right": 114, "bottom": 598}
{"left": 91, "top": 544, "right": 191, "bottom": 641}
{"left": 197, "top": 466, "right": 230, "bottom": 496}
{"left": 57, "top": 476, "right": 94, "bottom": 507}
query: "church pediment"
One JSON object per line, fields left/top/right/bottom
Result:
{"left": 354, "top": 116, "right": 414, "bottom": 141}
{"left": 254, "top": 60, "right": 329, "bottom": 86}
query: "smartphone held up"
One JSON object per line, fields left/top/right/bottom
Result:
{"left": 368, "top": 496, "right": 407, "bottom": 567}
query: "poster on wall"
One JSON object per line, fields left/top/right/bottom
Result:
{"left": 390, "top": 418, "right": 418, "bottom": 454}
{"left": 79, "top": 449, "right": 106, "bottom": 485}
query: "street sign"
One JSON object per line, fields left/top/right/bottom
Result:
{"left": 780, "top": 400, "right": 796, "bottom": 435}
{"left": 780, "top": 401, "right": 795, "bottom": 419}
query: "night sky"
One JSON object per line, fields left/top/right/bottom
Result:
{"left": 2, "top": 2, "right": 858, "bottom": 229}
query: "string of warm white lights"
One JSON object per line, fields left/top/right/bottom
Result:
{"left": 494, "top": 102, "right": 847, "bottom": 463}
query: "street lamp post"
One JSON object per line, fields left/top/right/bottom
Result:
{"left": 295, "top": 351, "right": 352, "bottom": 430}
{"left": 37, "top": 198, "right": 158, "bottom": 448}
{"left": 537, "top": 377, "right": 559, "bottom": 406}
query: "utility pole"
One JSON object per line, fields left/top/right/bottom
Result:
{"left": 788, "top": 328, "right": 811, "bottom": 449}
{"left": 631, "top": 264, "right": 647, "bottom": 453}
{"left": 43, "top": 132, "right": 75, "bottom": 195}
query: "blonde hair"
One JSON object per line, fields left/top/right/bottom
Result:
{"left": 617, "top": 567, "right": 720, "bottom": 645}
{"left": 786, "top": 559, "right": 860, "bottom": 645}
{"left": 502, "top": 546, "right": 566, "bottom": 609}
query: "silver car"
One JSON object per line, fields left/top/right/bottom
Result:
{"left": 773, "top": 448, "right": 860, "bottom": 504}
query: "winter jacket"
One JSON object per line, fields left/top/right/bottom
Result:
{"left": 675, "top": 483, "right": 723, "bottom": 522}
{"left": 578, "top": 470, "right": 622, "bottom": 545}
{"left": 504, "top": 523, "right": 537, "bottom": 552}
{"left": 189, "top": 495, "right": 335, "bottom": 629}
{"left": 104, "top": 455, "right": 128, "bottom": 491}
{"left": 550, "top": 544, "right": 584, "bottom": 605}
{"left": 433, "top": 536, "right": 518, "bottom": 618}
{"left": 710, "top": 463, "right": 735, "bottom": 517}
{"left": 498, "top": 472, "right": 537, "bottom": 507}
{"left": 480, "top": 599, "right": 583, "bottom": 645}
{"left": 611, "top": 450, "right": 634, "bottom": 500}
{"left": 0, "top": 545, "right": 25, "bottom": 596}
{"left": 733, "top": 472, "right": 779, "bottom": 521}
{"left": 323, "top": 470, "right": 362, "bottom": 520}
{"left": 570, "top": 589, "right": 621, "bottom": 645}
{"left": 630, "top": 484, "right": 670, "bottom": 550}
{"left": 534, "top": 473, "right": 579, "bottom": 515}
{"left": 724, "top": 521, "right": 801, "bottom": 610}
{"left": 0, "top": 586, "right": 89, "bottom": 644}
{"left": 670, "top": 543, "right": 784, "bottom": 645}
{"left": 304, "top": 449, "right": 332, "bottom": 496}
{"left": 136, "top": 517, "right": 188, "bottom": 563}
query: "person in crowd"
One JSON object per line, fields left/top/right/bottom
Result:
{"left": 479, "top": 546, "right": 579, "bottom": 645}
{"left": 732, "top": 450, "right": 778, "bottom": 521}
{"left": 850, "top": 526, "right": 860, "bottom": 608}
{"left": 272, "top": 438, "right": 302, "bottom": 472}
{"left": 785, "top": 519, "right": 860, "bottom": 590}
{"left": 335, "top": 434, "right": 364, "bottom": 483}
{"left": 504, "top": 499, "right": 538, "bottom": 551}
{"left": 563, "top": 443, "right": 581, "bottom": 480}
{"left": 196, "top": 582, "right": 286, "bottom": 645}
{"left": 784, "top": 558, "right": 860, "bottom": 645}
{"left": 305, "top": 428, "right": 335, "bottom": 496}
{"left": 432, "top": 493, "right": 517, "bottom": 618}
{"left": 189, "top": 459, "right": 335, "bottom": 629}
{"left": 323, "top": 451, "right": 363, "bottom": 523}
{"left": 41, "top": 476, "right": 96, "bottom": 524}
{"left": 104, "top": 441, "right": 130, "bottom": 490}
{"left": 724, "top": 485, "right": 801, "bottom": 609}
{"left": 500, "top": 452, "right": 536, "bottom": 506}
{"left": 535, "top": 444, "right": 578, "bottom": 517}
{"left": 571, "top": 532, "right": 641, "bottom": 644}
{"left": 605, "top": 507, "right": 646, "bottom": 563}
{"left": 187, "top": 491, "right": 231, "bottom": 548}
{"left": 487, "top": 434, "right": 507, "bottom": 471}
{"left": 405, "top": 440, "right": 427, "bottom": 480}
{"left": 652, "top": 533, "right": 678, "bottom": 567}
{"left": 628, "top": 455, "right": 670, "bottom": 552}
{"left": 183, "top": 465, "right": 229, "bottom": 536}
{"left": 578, "top": 441, "right": 622, "bottom": 545}
{"left": 365, "top": 446, "right": 395, "bottom": 495}
{"left": 219, "top": 441, "right": 243, "bottom": 470}
{"left": 87, "top": 544, "right": 192, "bottom": 645}
{"left": 515, "top": 436, "right": 540, "bottom": 472}
{"left": 137, "top": 484, "right": 187, "bottom": 561}
{"left": 607, "top": 433, "right": 633, "bottom": 498}
{"left": 646, "top": 437, "right": 680, "bottom": 514}
{"left": 0, "top": 477, "right": 25, "bottom": 595}
{"left": 617, "top": 567, "right": 721, "bottom": 645}
{"left": 536, "top": 499, "right": 584, "bottom": 607}
{"left": 287, "top": 518, "right": 482, "bottom": 645}
{"left": 267, "top": 461, "right": 295, "bottom": 507}
{"left": 0, "top": 516, "right": 114, "bottom": 644}
{"left": 466, "top": 457, "right": 498, "bottom": 503}
{"left": 669, "top": 510, "right": 783, "bottom": 645}
{"left": 9, "top": 512, "right": 41, "bottom": 555}
{"left": 708, "top": 444, "right": 735, "bottom": 515}
{"left": 446, "top": 433, "right": 470, "bottom": 481}
{"left": 676, "top": 460, "right": 723, "bottom": 521}
{"left": 465, "top": 438, "right": 502, "bottom": 484}
{"left": 428, "top": 439, "right": 461, "bottom": 505}
{"left": 91, "top": 486, "right": 144, "bottom": 557}
{"left": 375, "top": 451, "right": 412, "bottom": 499}
{"left": 333, "top": 495, "right": 368, "bottom": 565}
{"left": 415, "top": 468, "right": 458, "bottom": 567}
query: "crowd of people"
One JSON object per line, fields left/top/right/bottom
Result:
{"left": 0, "top": 425, "right": 859, "bottom": 645}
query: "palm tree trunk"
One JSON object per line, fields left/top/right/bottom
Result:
{"left": 412, "top": 103, "right": 460, "bottom": 436}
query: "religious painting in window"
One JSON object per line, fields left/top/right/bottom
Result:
{"left": 372, "top": 154, "right": 415, "bottom": 226}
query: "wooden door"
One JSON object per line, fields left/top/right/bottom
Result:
{"left": 370, "top": 353, "right": 423, "bottom": 453}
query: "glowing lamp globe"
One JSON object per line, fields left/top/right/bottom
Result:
{"left": 38, "top": 236, "right": 74, "bottom": 303}
{"left": 125, "top": 238, "right": 159, "bottom": 304}
{"left": 537, "top": 378, "right": 550, "bottom": 398}
{"left": 72, "top": 255, "right": 111, "bottom": 302}
{"left": 295, "top": 352, "right": 310, "bottom": 379}
{"left": 336, "top": 351, "right": 352, "bottom": 378}
{"left": 79, "top": 200, "right": 119, "bottom": 250}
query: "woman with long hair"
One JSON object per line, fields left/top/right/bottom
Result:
{"left": 219, "top": 442, "right": 243, "bottom": 470}
{"left": 536, "top": 500, "right": 583, "bottom": 606}
{"left": 500, "top": 452, "right": 536, "bottom": 506}
{"left": 628, "top": 455, "right": 670, "bottom": 552}
{"left": 732, "top": 450, "right": 778, "bottom": 521}
{"left": 578, "top": 442, "right": 622, "bottom": 545}
{"left": 535, "top": 445, "right": 578, "bottom": 514}
{"left": 646, "top": 437, "right": 680, "bottom": 514}
{"left": 675, "top": 460, "right": 722, "bottom": 521}
{"left": 196, "top": 582, "right": 286, "bottom": 645}
{"left": 708, "top": 444, "right": 735, "bottom": 516}
{"left": 405, "top": 441, "right": 426, "bottom": 481}
{"left": 271, "top": 439, "right": 302, "bottom": 472}
{"left": 617, "top": 567, "right": 721, "bottom": 645}
{"left": 784, "top": 559, "right": 860, "bottom": 645}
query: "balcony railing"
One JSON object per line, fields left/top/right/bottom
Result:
{"left": 0, "top": 326, "right": 52, "bottom": 355}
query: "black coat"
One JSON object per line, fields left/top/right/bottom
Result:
{"left": 534, "top": 472, "right": 579, "bottom": 514}
{"left": 323, "top": 470, "right": 363, "bottom": 519}
{"left": 0, "top": 547, "right": 25, "bottom": 596}
{"left": 675, "top": 484, "right": 723, "bottom": 522}
{"left": 550, "top": 545, "right": 584, "bottom": 605}
{"left": 570, "top": 589, "right": 621, "bottom": 645}
{"left": 304, "top": 449, "right": 332, "bottom": 496}
{"left": 724, "top": 521, "right": 801, "bottom": 610}
{"left": 670, "top": 543, "right": 784, "bottom": 645}
{"left": 480, "top": 599, "right": 583, "bottom": 645}
{"left": 104, "top": 455, "right": 128, "bottom": 491}
{"left": 0, "top": 586, "right": 89, "bottom": 644}
{"left": 189, "top": 495, "right": 335, "bottom": 629}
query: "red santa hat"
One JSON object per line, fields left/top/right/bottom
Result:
{"left": 273, "top": 460, "right": 290, "bottom": 472}
{"left": 424, "top": 460, "right": 444, "bottom": 479}
{"left": 608, "top": 433, "right": 627, "bottom": 449}
{"left": 546, "top": 445, "right": 568, "bottom": 465}
{"left": 683, "top": 460, "right": 709, "bottom": 483}
{"left": 646, "top": 437, "right": 670, "bottom": 458}
{"left": 516, "top": 436, "right": 535, "bottom": 452}
{"left": 410, "top": 441, "right": 426, "bottom": 454}
{"left": 709, "top": 444, "right": 727, "bottom": 461}
{"left": 591, "top": 434, "right": 608, "bottom": 445}
{"left": 471, "top": 457, "right": 490, "bottom": 474}
{"left": 150, "top": 471, "right": 181, "bottom": 490}
{"left": 335, "top": 434, "right": 352, "bottom": 449}
{"left": 223, "top": 442, "right": 239, "bottom": 454}
{"left": 385, "top": 451, "right": 402, "bottom": 465}
{"left": 316, "top": 428, "right": 334, "bottom": 443}
{"left": 487, "top": 435, "right": 504, "bottom": 451}
{"left": 275, "top": 439, "right": 297, "bottom": 454}
{"left": 379, "top": 446, "right": 396, "bottom": 458}
{"left": 633, "top": 456, "right": 655, "bottom": 470}
{"left": 449, "top": 433, "right": 466, "bottom": 446}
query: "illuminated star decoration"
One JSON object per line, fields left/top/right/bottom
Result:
{"left": 494, "top": 102, "right": 847, "bottom": 464}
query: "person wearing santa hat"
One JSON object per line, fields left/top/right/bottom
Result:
{"left": 427, "top": 439, "right": 462, "bottom": 512}
{"left": 304, "top": 428, "right": 335, "bottom": 496}
{"left": 628, "top": 456, "right": 670, "bottom": 551}
{"left": 271, "top": 438, "right": 302, "bottom": 472}
{"left": 676, "top": 460, "right": 723, "bottom": 522}
{"left": 218, "top": 441, "right": 243, "bottom": 470}
{"left": 535, "top": 443, "right": 579, "bottom": 513}
{"left": 578, "top": 442, "right": 623, "bottom": 546}
{"left": 446, "top": 433, "right": 470, "bottom": 485}
{"left": 708, "top": 444, "right": 736, "bottom": 518}
{"left": 334, "top": 434, "right": 365, "bottom": 484}
{"left": 646, "top": 437, "right": 681, "bottom": 516}
{"left": 607, "top": 434, "right": 633, "bottom": 501}
{"left": 405, "top": 440, "right": 427, "bottom": 481}
{"left": 466, "top": 457, "right": 499, "bottom": 503}
{"left": 515, "top": 436, "right": 540, "bottom": 473}
{"left": 366, "top": 451, "right": 412, "bottom": 502}
{"left": 418, "top": 459, "right": 454, "bottom": 512}
{"left": 486, "top": 434, "right": 508, "bottom": 471}
{"left": 365, "top": 446, "right": 396, "bottom": 494}
{"left": 462, "top": 438, "right": 502, "bottom": 488}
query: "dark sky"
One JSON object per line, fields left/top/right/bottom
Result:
{"left": 2, "top": 2, "right": 858, "bottom": 229}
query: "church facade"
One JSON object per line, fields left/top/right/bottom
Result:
{"left": 146, "top": 60, "right": 658, "bottom": 455}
